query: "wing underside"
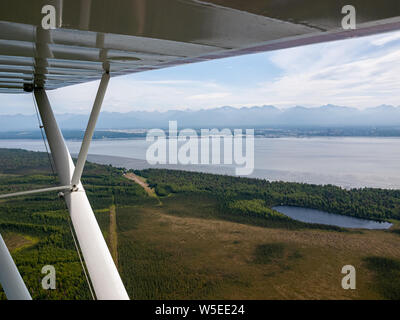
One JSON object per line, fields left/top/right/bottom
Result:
{"left": 0, "top": 0, "right": 399, "bottom": 94}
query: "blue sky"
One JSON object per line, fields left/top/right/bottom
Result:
{"left": 3, "top": 30, "right": 400, "bottom": 114}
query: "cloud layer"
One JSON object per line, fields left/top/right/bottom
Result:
{"left": 2, "top": 30, "right": 400, "bottom": 114}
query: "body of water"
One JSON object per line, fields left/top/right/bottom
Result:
{"left": 273, "top": 206, "right": 393, "bottom": 230}
{"left": 0, "top": 137, "right": 400, "bottom": 189}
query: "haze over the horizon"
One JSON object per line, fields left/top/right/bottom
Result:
{"left": 2, "top": 30, "right": 400, "bottom": 115}
{"left": 1, "top": 104, "right": 400, "bottom": 131}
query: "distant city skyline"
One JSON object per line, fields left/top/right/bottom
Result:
{"left": 2, "top": 30, "right": 400, "bottom": 115}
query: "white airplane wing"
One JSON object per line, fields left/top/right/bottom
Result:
{"left": 0, "top": 0, "right": 399, "bottom": 94}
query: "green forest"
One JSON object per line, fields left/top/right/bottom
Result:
{"left": 138, "top": 168, "right": 400, "bottom": 223}
{"left": 0, "top": 148, "right": 149, "bottom": 300}
{"left": 1, "top": 148, "right": 400, "bottom": 300}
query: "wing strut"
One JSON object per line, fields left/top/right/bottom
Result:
{"left": 0, "top": 234, "right": 32, "bottom": 300}
{"left": 32, "top": 76, "right": 129, "bottom": 300}
{"left": 72, "top": 72, "right": 110, "bottom": 187}
{"left": 0, "top": 185, "right": 72, "bottom": 200}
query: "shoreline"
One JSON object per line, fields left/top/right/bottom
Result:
{"left": 85, "top": 153, "right": 400, "bottom": 191}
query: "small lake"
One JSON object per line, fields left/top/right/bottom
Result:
{"left": 272, "top": 206, "right": 393, "bottom": 230}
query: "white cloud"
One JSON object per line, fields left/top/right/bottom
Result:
{"left": 188, "top": 92, "right": 230, "bottom": 100}
{"left": 2, "top": 31, "right": 400, "bottom": 114}
{"left": 255, "top": 36, "right": 400, "bottom": 108}
{"left": 371, "top": 31, "right": 400, "bottom": 46}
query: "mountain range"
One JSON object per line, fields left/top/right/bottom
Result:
{"left": 1, "top": 104, "right": 400, "bottom": 131}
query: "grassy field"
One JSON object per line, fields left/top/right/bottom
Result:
{"left": 2, "top": 232, "right": 39, "bottom": 252}
{"left": 116, "top": 191, "right": 400, "bottom": 300}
